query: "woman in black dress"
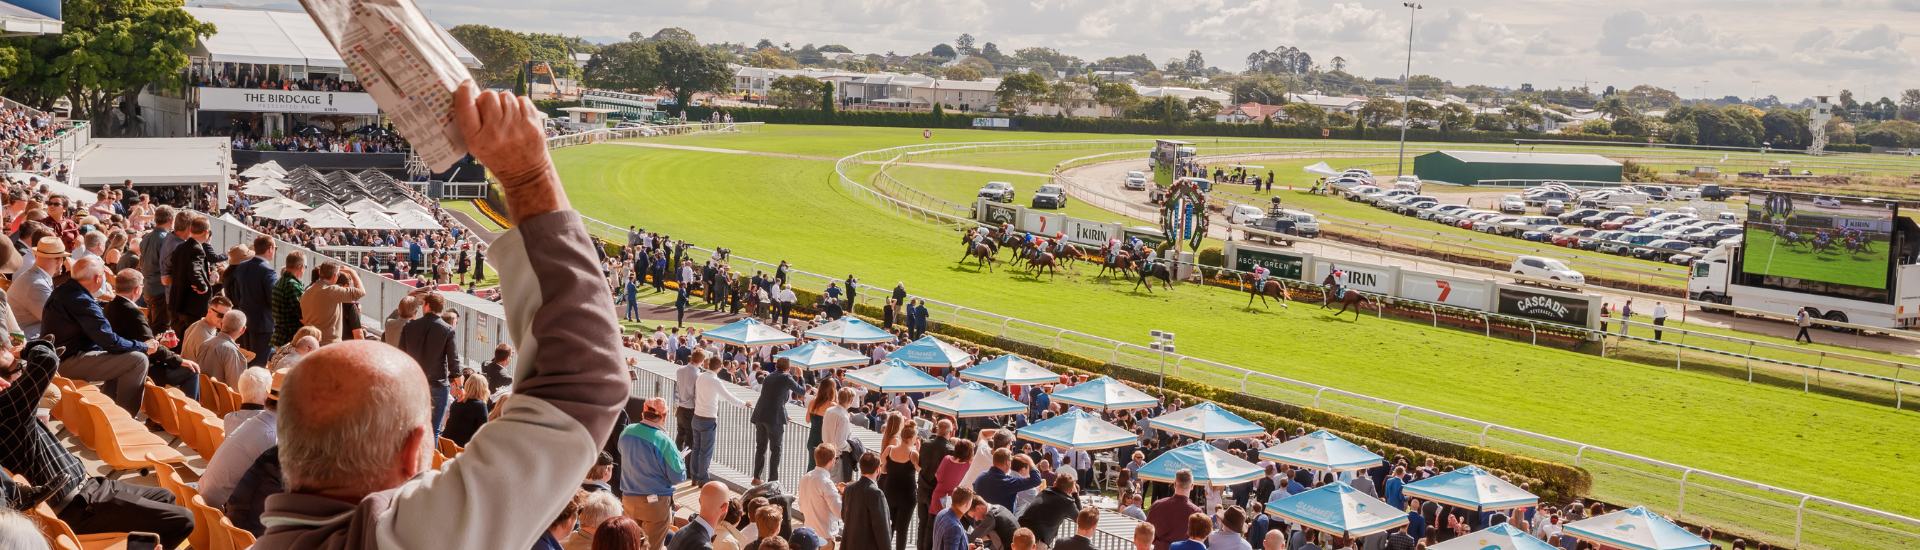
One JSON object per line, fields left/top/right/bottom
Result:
{"left": 877, "top": 413, "right": 919, "bottom": 550}
{"left": 442, "top": 373, "right": 491, "bottom": 446}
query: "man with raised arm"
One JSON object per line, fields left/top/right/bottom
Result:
{"left": 254, "top": 82, "right": 628, "bottom": 550}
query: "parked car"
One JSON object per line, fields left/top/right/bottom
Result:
{"left": 1419, "top": 204, "right": 1469, "bottom": 221}
{"left": 1599, "top": 233, "right": 1663, "bottom": 255}
{"left": 1347, "top": 185, "right": 1381, "bottom": 202}
{"left": 1501, "top": 216, "right": 1561, "bottom": 237}
{"left": 1394, "top": 196, "right": 1438, "bottom": 214}
{"left": 1600, "top": 216, "right": 1644, "bottom": 230}
{"left": 1633, "top": 239, "right": 1694, "bottom": 261}
{"left": 1688, "top": 227, "right": 1744, "bottom": 246}
{"left": 1579, "top": 230, "right": 1624, "bottom": 250}
{"left": 1499, "top": 195, "right": 1527, "bottom": 214}
{"left": 1542, "top": 200, "right": 1566, "bottom": 215}
{"left": 979, "top": 181, "right": 1016, "bottom": 202}
{"left": 1581, "top": 210, "right": 1634, "bottom": 228}
{"left": 1696, "top": 183, "right": 1732, "bottom": 201}
{"left": 1124, "top": 171, "right": 1149, "bottom": 190}
{"left": 1031, "top": 184, "right": 1068, "bottom": 209}
{"left": 1551, "top": 228, "right": 1598, "bottom": 247}
{"left": 1228, "top": 204, "right": 1266, "bottom": 225}
{"left": 1511, "top": 255, "right": 1585, "bottom": 285}
{"left": 1558, "top": 208, "right": 1601, "bottom": 225}
{"left": 1525, "top": 190, "right": 1575, "bottom": 206}
{"left": 1477, "top": 216, "right": 1520, "bottom": 234}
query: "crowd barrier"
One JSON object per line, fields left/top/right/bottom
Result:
{"left": 549, "top": 132, "right": 1920, "bottom": 548}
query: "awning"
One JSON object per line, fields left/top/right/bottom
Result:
{"left": 183, "top": 6, "right": 479, "bottom": 69}
{"left": 72, "top": 138, "right": 231, "bottom": 186}
{"left": 0, "top": 1, "right": 62, "bottom": 35}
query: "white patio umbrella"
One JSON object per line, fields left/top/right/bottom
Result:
{"left": 239, "top": 164, "right": 284, "bottom": 179}
{"left": 238, "top": 181, "right": 282, "bottom": 198}
{"left": 391, "top": 211, "right": 444, "bottom": 230}
{"left": 350, "top": 211, "right": 402, "bottom": 230}
{"left": 343, "top": 197, "right": 390, "bottom": 213}
{"left": 258, "top": 197, "right": 311, "bottom": 211}
{"left": 307, "top": 204, "right": 348, "bottom": 218}
{"left": 304, "top": 212, "right": 355, "bottom": 229}
{"left": 251, "top": 202, "right": 310, "bottom": 221}
{"left": 387, "top": 200, "right": 431, "bottom": 215}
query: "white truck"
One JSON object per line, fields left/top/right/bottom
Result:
{"left": 1689, "top": 240, "right": 1920, "bottom": 330}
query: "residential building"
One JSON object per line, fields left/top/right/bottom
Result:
{"left": 1215, "top": 102, "right": 1286, "bottom": 123}
{"left": 912, "top": 79, "right": 1000, "bottom": 113}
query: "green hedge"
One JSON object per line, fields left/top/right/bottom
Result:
{"left": 676, "top": 106, "right": 1653, "bottom": 145}
{"left": 836, "top": 300, "right": 1593, "bottom": 502}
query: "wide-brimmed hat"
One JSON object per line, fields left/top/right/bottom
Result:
{"left": 33, "top": 237, "right": 69, "bottom": 258}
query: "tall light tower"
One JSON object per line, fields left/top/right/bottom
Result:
{"left": 1396, "top": 2, "right": 1422, "bottom": 178}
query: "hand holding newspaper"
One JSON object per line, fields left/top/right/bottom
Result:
{"left": 301, "top": 0, "right": 472, "bottom": 172}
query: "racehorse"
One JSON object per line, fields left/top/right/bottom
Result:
{"left": 1026, "top": 252, "right": 1062, "bottom": 280}
{"left": 1094, "top": 249, "right": 1135, "bottom": 281}
{"left": 1240, "top": 273, "right": 1292, "bottom": 310}
{"left": 1321, "top": 271, "right": 1373, "bottom": 320}
{"left": 1132, "top": 258, "right": 1174, "bottom": 293}
{"left": 960, "top": 242, "right": 998, "bottom": 272}
{"left": 1051, "top": 241, "right": 1086, "bottom": 268}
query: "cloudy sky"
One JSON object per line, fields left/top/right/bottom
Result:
{"left": 220, "top": 0, "right": 1918, "bottom": 101}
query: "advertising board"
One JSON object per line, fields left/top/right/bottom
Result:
{"left": 1311, "top": 262, "right": 1397, "bottom": 294}
{"left": 1230, "top": 245, "right": 1307, "bottom": 280}
{"left": 1399, "top": 272, "right": 1491, "bottom": 310}
{"left": 980, "top": 201, "right": 1019, "bottom": 226}
{"left": 1021, "top": 211, "right": 1066, "bottom": 236}
{"left": 199, "top": 87, "right": 380, "bottom": 115}
{"left": 1064, "top": 219, "right": 1118, "bottom": 247}
{"left": 1495, "top": 287, "right": 1593, "bottom": 326}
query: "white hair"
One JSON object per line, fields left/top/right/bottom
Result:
{"left": 579, "top": 491, "right": 623, "bottom": 532}
{"left": 277, "top": 362, "right": 429, "bottom": 496}
{"left": 238, "top": 367, "right": 273, "bottom": 404}
{"left": 71, "top": 257, "right": 105, "bottom": 285}
{"left": 0, "top": 509, "right": 49, "bottom": 550}
{"left": 222, "top": 309, "right": 248, "bottom": 335}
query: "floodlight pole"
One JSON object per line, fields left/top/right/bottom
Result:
{"left": 1396, "top": 2, "right": 1422, "bottom": 178}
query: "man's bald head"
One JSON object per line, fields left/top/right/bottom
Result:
{"left": 277, "top": 341, "right": 432, "bottom": 500}
{"left": 700, "top": 482, "right": 731, "bottom": 524}
{"left": 72, "top": 257, "right": 107, "bottom": 292}
{"left": 935, "top": 418, "right": 954, "bottom": 437}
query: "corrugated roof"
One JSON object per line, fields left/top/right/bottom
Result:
{"left": 1433, "top": 150, "right": 1621, "bottom": 167}
{"left": 184, "top": 6, "right": 479, "bottom": 68}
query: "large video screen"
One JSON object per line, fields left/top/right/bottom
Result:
{"left": 1743, "top": 192, "right": 1897, "bottom": 289}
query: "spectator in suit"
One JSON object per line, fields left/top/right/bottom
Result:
{"left": 192, "top": 309, "right": 249, "bottom": 388}
{"left": 751, "top": 357, "right": 806, "bottom": 484}
{"left": 400, "top": 292, "right": 460, "bottom": 436}
{"left": 228, "top": 235, "right": 278, "bottom": 365}
{"left": 932, "top": 487, "right": 974, "bottom": 550}
{"left": 7, "top": 236, "right": 65, "bottom": 338}
{"left": 137, "top": 207, "right": 177, "bottom": 332}
{"left": 669, "top": 482, "right": 730, "bottom": 550}
{"left": 256, "top": 85, "right": 630, "bottom": 550}
{"left": 917, "top": 419, "right": 957, "bottom": 550}
{"left": 481, "top": 344, "right": 516, "bottom": 392}
{"left": 223, "top": 446, "right": 283, "bottom": 537}
{"left": 1053, "top": 507, "right": 1099, "bottom": 550}
{"left": 165, "top": 214, "right": 222, "bottom": 335}
{"left": 1017, "top": 475, "right": 1081, "bottom": 549}
{"left": 101, "top": 268, "right": 200, "bottom": 399}
{"left": 43, "top": 256, "right": 158, "bottom": 413}
{"left": 842, "top": 451, "right": 891, "bottom": 550}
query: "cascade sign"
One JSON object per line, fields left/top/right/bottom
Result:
{"left": 1496, "top": 288, "right": 1591, "bottom": 325}
{"left": 199, "top": 87, "right": 380, "bottom": 115}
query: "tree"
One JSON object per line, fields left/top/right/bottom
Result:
{"left": 1597, "top": 96, "right": 1633, "bottom": 120}
{"left": 1135, "top": 71, "right": 1168, "bottom": 87}
{"left": 1124, "top": 96, "right": 1189, "bottom": 123}
{"left": 1621, "top": 85, "right": 1681, "bottom": 109}
{"left": 1859, "top": 120, "right": 1920, "bottom": 147}
{"left": 930, "top": 44, "right": 957, "bottom": 60}
{"left": 1094, "top": 82, "right": 1141, "bottom": 116}
{"left": 954, "top": 34, "right": 978, "bottom": 56}
{"left": 513, "top": 66, "right": 528, "bottom": 96}
{"left": 1188, "top": 97, "right": 1223, "bottom": 119}
{"left": 645, "top": 27, "right": 698, "bottom": 44}
{"left": 793, "top": 44, "right": 825, "bottom": 65}
{"left": 1405, "top": 75, "right": 1444, "bottom": 97}
{"left": 821, "top": 81, "right": 836, "bottom": 113}
{"left": 0, "top": 0, "right": 213, "bottom": 135}
{"left": 1404, "top": 101, "right": 1437, "bottom": 128}
{"left": 1505, "top": 104, "right": 1545, "bottom": 131}
{"left": 524, "top": 33, "right": 589, "bottom": 79}
{"left": 1437, "top": 104, "right": 1474, "bottom": 132}
{"left": 1093, "top": 54, "right": 1158, "bottom": 74}
{"left": 1576, "top": 119, "right": 1612, "bottom": 135}
{"left": 943, "top": 66, "right": 983, "bottom": 81}
{"left": 994, "top": 72, "right": 1049, "bottom": 115}
{"left": 1230, "top": 74, "right": 1287, "bottom": 104}
{"left": 1760, "top": 107, "right": 1810, "bottom": 148}
{"left": 1472, "top": 112, "right": 1508, "bottom": 131}
{"left": 1281, "top": 103, "right": 1325, "bottom": 125}
{"left": 754, "top": 38, "right": 776, "bottom": 50}
{"left": 650, "top": 39, "right": 734, "bottom": 107}
{"left": 1014, "top": 47, "right": 1080, "bottom": 72}
{"left": 1183, "top": 50, "right": 1206, "bottom": 74}
{"left": 767, "top": 75, "right": 824, "bottom": 109}
{"left": 449, "top": 25, "right": 531, "bottom": 89}
{"left": 1329, "top": 56, "right": 1347, "bottom": 72}
{"left": 980, "top": 42, "right": 1004, "bottom": 62}
{"left": 746, "top": 47, "right": 799, "bottom": 69}
{"left": 1358, "top": 97, "right": 1403, "bottom": 126}
{"left": 1610, "top": 116, "right": 1650, "bottom": 137}
{"left": 819, "top": 44, "right": 852, "bottom": 53}
{"left": 582, "top": 41, "right": 660, "bottom": 92}
{"left": 1901, "top": 89, "right": 1920, "bottom": 122}
{"left": 1327, "top": 111, "right": 1357, "bottom": 127}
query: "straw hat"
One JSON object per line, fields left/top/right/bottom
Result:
{"left": 32, "top": 237, "right": 69, "bottom": 258}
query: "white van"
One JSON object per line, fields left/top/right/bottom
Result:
{"left": 1229, "top": 204, "right": 1266, "bottom": 225}
{"left": 1393, "top": 175, "right": 1422, "bottom": 192}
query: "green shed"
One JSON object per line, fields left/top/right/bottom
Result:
{"left": 1413, "top": 150, "right": 1622, "bottom": 185}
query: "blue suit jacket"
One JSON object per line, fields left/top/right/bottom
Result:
{"left": 226, "top": 256, "right": 278, "bottom": 333}
{"left": 44, "top": 280, "right": 144, "bottom": 359}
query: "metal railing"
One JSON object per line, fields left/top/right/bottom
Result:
{"left": 544, "top": 122, "right": 764, "bottom": 149}
{"left": 546, "top": 133, "right": 1920, "bottom": 548}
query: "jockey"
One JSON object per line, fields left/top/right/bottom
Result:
{"left": 1329, "top": 269, "right": 1347, "bottom": 299}
{"left": 1107, "top": 238, "right": 1122, "bottom": 264}
{"left": 1253, "top": 265, "right": 1270, "bottom": 286}
{"left": 972, "top": 229, "right": 991, "bottom": 248}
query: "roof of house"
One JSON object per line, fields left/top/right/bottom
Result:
{"left": 1428, "top": 150, "right": 1622, "bottom": 167}
{"left": 1217, "top": 102, "right": 1286, "bottom": 119}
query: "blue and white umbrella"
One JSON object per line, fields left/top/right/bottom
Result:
{"left": 846, "top": 359, "right": 950, "bottom": 393}
{"left": 888, "top": 336, "right": 973, "bottom": 369}
{"left": 960, "top": 355, "right": 1058, "bottom": 386}
{"left": 803, "top": 317, "right": 895, "bottom": 344}
{"left": 1148, "top": 402, "right": 1266, "bottom": 440}
{"left": 773, "top": 340, "right": 871, "bottom": 371}
{"left": 1048, "top": 376, "right": 1159, "bottom": 411}
{"left": 919, "top": 381, "right": 1028, "bottom": 417}
{"left": 1135, "top": 441, "right": 1263, "bottom": 487}
{"left": 1429, "top": 525, "right": 1558, "bottom": 550}
{"left": 1564, "top": 506, "right": 1711, "bottom": 550}
{"left": 1401, "top": 465, "right": 1537, "bottom": 512}
{"left": 1266, "top": 482, "right": 1409, "bottom": 538}
{"left": 1016, "top": 409, "right": 1135, "bottom": 452}
{"left": 1258, "top": 430, "right": 1382, "bottom": 473}
{"left": 704, "top": 318, "right": 795, "bottom": 348}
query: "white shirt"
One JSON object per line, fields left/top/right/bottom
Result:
{"left": 199, "top": 411, "right": 278, "bottom": 507}
{"left": 1653, "top": 304, "right": 1669, "bottom": 319}
{"left": 820, "top": 404, "right": 852, "bottom": 452}
{"left": 777, "top": 288, "right": 796, "bottom": 304}
{"left": 960, "top": 436, "right": 993, "bottom": 487}
{"left": 694, "top": 369, "right": 749, "bottom": 417}
{"left": 1208, "top": 530, "right": 1253, "bottom": 550}
{"left": 796, "top": 467, "right": 842, "bottom": 537}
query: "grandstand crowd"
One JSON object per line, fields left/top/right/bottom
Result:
{"left": 224, "top": 191, "right": 484, "bottom": 289}
{"left": 192, "top": 74, "right": 366, "bottom": 94}
{"left": 228, "top": 134, "right": 410, "bottom": 154}
{"left": 1, "top": 105, "right": 74, "bottom": 178}
{"left": 0, "top": 85, "right": 1754, "bottom": 550}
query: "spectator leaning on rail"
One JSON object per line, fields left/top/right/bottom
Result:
{"left": 253, "top": 82, "right": 629, "bottom": 550}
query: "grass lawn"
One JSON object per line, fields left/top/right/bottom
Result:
{"left": 552, "top": 142, "right": 1920, "bottom": 518}
{"left": 873, "top": 164, "right": 1131, "bottom": 222}
{"left": 440, "top": 200, "right": 506, "bottom": 232}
